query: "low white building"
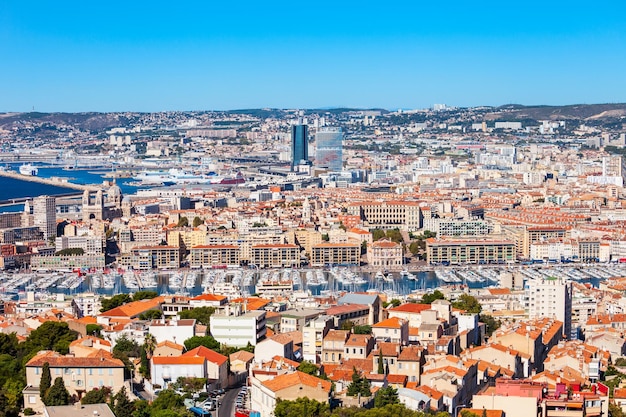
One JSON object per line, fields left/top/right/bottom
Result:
{"left": 148, "top": 318, "right": 196, "bottom": 345}
{"left": 151, "top": 355, "right": 205, "bottom": 389}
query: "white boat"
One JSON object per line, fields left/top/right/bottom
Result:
{"left": 19, "top": 164, "right": 38, "bottom": 176}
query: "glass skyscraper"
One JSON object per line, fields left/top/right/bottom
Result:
{"left": 291, "top": 124, "right": 308, "bottom": 170}
{"left": 315, "top": 127, "right": 343, "bottom": 172}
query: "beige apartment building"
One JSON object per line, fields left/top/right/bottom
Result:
{"left": 250, "top": 243, "right": 300, "bottom": 268}
{"left": 189, "top": 244, "right": 240, "bottom": 268}
{"left": 24, "top": 350, "right": 125, "bottom": 412}
{"left": 426, "top": 237, "right": 516, "bottom": 265}
{"left": 311, "top": 242, "right": 360, "bottom": 267}
{"left": 118, "top": 245, "right": 181, "bottom": 269}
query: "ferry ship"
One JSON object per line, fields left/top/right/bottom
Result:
{"left": 19, "top": 164, "right": 38, "bottom": 176}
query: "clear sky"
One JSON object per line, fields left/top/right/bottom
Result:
{"left": 1, "top": 1, "right": 625, "bottom": 112}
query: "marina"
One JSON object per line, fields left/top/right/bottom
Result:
{"left": 4, "top": 263, "right": 626, "bottom": 302}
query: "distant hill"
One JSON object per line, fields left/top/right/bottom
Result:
{"left": 0, "top": 112, "right": 143, "bottom": 132}
{"left": 486, "top": 103, "right": 626, "bottom": 121}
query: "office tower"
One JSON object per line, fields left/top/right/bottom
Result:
{"left": 33, "top": 195, "right": 56, "bottom": 241}
{"left": 291, "top": 123, "right": 308, "bottom": 170}
{"left": 526, "top": 276, "right": 572, "bottom": 338}
{"left": 315, "top": 127, "right": 343, "bottom": 172}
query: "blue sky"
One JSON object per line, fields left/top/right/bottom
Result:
{"left": 1, "top": 1, "right": 625, "bottom": 112}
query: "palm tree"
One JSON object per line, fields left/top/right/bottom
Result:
{"left": 144, "top": 333, "right": 157, "bottom": 359}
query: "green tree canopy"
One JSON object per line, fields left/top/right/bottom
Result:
{"left": 374, "top": 386, "right": 399, "bottom": 408}
{"left": 151, "top": 390, "right": 185, "bottom": 412}
{"left": 132, "top": 291, "right": 158, "bottom": 301}
{"left": 353, "top": 325, "right": 372, "bottom": 335}
{"left": 138, "top": 309, "right": 163, "bottom": 321}
{"left": 112, "top": 386, "right": 134, "bottom": 417}
{"left": 452, "top": 294, "right": 482, "bottom": 314}
{"left": 274, "top": 397, "right": 330, "bottom": 417}
{"left": 421, "top": 290, "right": 445, "bottom": 304}
{"left": 479, "top": 314, "right": 502, "bottom": 338}
{"left": 183, "top": 335, "right": 220, "bottom": 352}
{"left": 177, "top": 217, "right": 189, "bottom": 227}
{"left": 24, "top": 321, "right": 78, "bottom": 356}
{"left": 85, "top": 324, "right": 102, "bottom": 337}
{"left": 113, "top": 335, "right": 141, "bottom": 358}
{"left": 346, "top": 367, "right": 371, "bottom": 397}
{"left": 192, "top": 217, "right": 203, "bottom": 227}
{"left": 40, "top": 362, "right": 51, "bottom": 402}
{"left": 372, "top": 229, "right": 386, "bottom": 242}
{"left": 44, "top": 377, "right": 70, "bottom": 406}
{"left": 81, "top": 387, "right": 111, "bottom": 404}
{"left": 297, "top": 361, "right": 319, "bottom": 376}
{"left": 178, "top": 306, "right": 215, "bottom": 326}
{"left": 100, "top": 293, "right": 132, "bottom": 313}
{"left": 54, "top": 248, "right": 85, "bottom": 256}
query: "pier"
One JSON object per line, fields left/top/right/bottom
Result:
{"left": 0, "top": 170, "right": 102, "bottom": 192}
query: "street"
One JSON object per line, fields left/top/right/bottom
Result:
{"left": 219, "top": 386, "right": 241, "bottom": 417}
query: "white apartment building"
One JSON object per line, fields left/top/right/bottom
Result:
{"left": 526, "top": 277, "right": 572, "bottom": 339}
{"left": 210, "top": 304, "right": 266, "bottom": 347}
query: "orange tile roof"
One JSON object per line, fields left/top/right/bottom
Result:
{"left": 152, "top": 356, "right": 206, "bottom": 365}
{"left": 183, "top": 346, "right": 228, "bottom": 366}
{"left": 373, "top": 317, "right": 405, "bottom": 329}
{"left": 391, "top": 303, "right": 432, "bottom": 313}
{"left": 99, "top": 296, "right": 165, "bottom": 318}
{"left": 191, "top": 293, "right": 227, "bottom": 302}
{"left": 262, "top": 371, "right": 332, "bottom": 393}
{"left": 27, "top": 350, "right": 124, "bottom": 368}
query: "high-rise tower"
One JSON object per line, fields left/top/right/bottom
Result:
{"left": 315, "top": 127, "right": 343, "bottom": 172}
{"left": 291, "top": 122, "right": 308, "bottom": 171}
{"left": 33, "top": 195, "right": 56, "bottom": 241}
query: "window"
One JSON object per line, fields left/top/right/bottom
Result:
{"left": 35, "top": 368, "right": 40, "bottom": 375}
{"left": 89, "top": 369, "right": 93, "bottom": 375}
{"left": 99, "top": 380, "right": 104, "bottom": 387}
{"left": 77, "top": 369, "right": 81, "bottom": 375}
{"left": 109, "top": 369, "right": 113, "bottom": 376}
{"left": 29, "top": 396, "right": 36, "bottom": 404}
{"left": 98, "top": 369, "right": 103, "bottom": 375}
{"left": 76, "top": 380, "right": 82, "bottom": 387}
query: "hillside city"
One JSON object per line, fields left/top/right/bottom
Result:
{"left": 1, "top": 104, "right": 626, "bottom": 417}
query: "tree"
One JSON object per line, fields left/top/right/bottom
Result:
{"left": 183, "top": 335, "right": 220, "bottom": 352}
{"left": 297, "top": 361, "right": 319, "bottom": 376}
{"left": 139, "top": 309, "right": 162, "bottom": 320}
{"left": 44, "top": 377, "right": 70, "bottom": 406}
{"left": 374, "top": 386, "right": 399, "bottom": 408}
{"left": 178, "top": 306, "right": 215, "bottom": 326}
{"left": 39, "top": 362, "right": 51, "bottom": 402}
{"left": 452, "top": 294, "right": 482, "bottom": 314}
{"left": 24, "top": 321, "right": 78, "bottom": 355}
{"left": 372, "top": 229, "right": 386, "bottom": 242}
{"left": 81, "top": 387, "right": 111, "bottom": 404}
{"left": 479, "top": 314, "right": 502, "bottom": 338}
{"left": 346, "top": 367, "right": 371, "bottom": 397}
{"left": 112, "top": 386, "right": 134, "bottom": 417}
{"left": 340, "top": 320, "right": 354, "bottom": 331}
{"left": 132, "top": 400, "right": 151, "bottom": 417}
{"left": 177, "top": 217, "right": 189, "bottom": 227}
{"left": 192, "top": 216, "right": 203, "bottom": 227}
{"left": 353, "top": 325, "right": 372, "bottom": 335}
{"left": 86, "top": 324, "right": 102, "bottom": 337}
{"left": 151, "top": 390, "right": 185, "bottom": 412}
{"left": 3, "top": 378, "right": 24, "bottom": 411}
{"left": 377, "top": 351, "right": 384, "bottom": 374}
{"left": 421, "top": 290, "right": 445, "bottom": 304}
{"left": 113, "top": 335, "right": 141, "bottom": 358}
{"left": 274, "top": 397, "right": 330, "bottom": 417}
{"left": 132, "top": 291, "right": 158, "bottom": 301}
{"left": 143, "top": 333, "right": 157, "bottom": 359}
{"left": 100, "top": 293, "right": 132, "bottom": 313}
{"left": 54, "top": 248, "right": 85, "bottom": 256}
